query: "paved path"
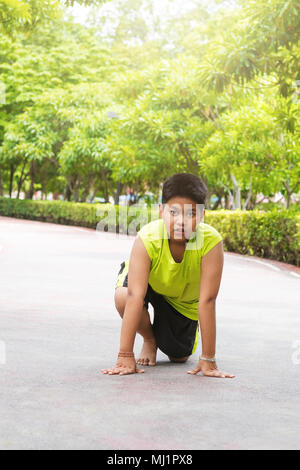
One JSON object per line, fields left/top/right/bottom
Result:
{"left": 0, "top": 216, "right": 299, "bottom": 450}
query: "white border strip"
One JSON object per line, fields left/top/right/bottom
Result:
{"left": 247, "top": 259, "right": 281, "bottom": 272}
{"left": 290, "top": 272, "right": 300, "bottom": 279}
{"left": 248, "top": 258, "right": 300, "bottom": 278}
{"left": 231, "top": 254, "right": 300, "bottom": 278}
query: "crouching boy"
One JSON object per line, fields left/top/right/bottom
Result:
{"left": 102, "top": 173, "right": 235, "bottom": 379}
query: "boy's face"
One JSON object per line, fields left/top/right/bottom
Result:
{"left": 159, "top": 196, "right": 205, "bottom": 242}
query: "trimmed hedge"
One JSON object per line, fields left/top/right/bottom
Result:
{"left": 210, "top": 209, "right": 299, "bottom": 266}
{"left": 0, "top": 197, "right": 299, "bottom": 266}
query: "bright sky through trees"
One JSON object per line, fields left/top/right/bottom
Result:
{"left": 68, "top": 0, "right": 239, "bottom": 32}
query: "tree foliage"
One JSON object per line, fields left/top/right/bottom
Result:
{"left": 0, "top": 0, "right": 299, "bottom": 209}
{"left": 0, "top": 0, "right": 110, "bottom": 32}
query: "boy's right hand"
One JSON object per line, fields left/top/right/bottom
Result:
{"left": 101, "top": 357, "right": 145, "bottom": 376}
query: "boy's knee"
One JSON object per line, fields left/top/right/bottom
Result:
{"left": 114, "top": 287, "right": 127, "bottom": 316}
{"left": 168, "top": 356, "right": 190, "bottom": 363}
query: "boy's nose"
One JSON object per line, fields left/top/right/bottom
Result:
{"left": 174, "top": 223, "right": 185, "bottom": 230}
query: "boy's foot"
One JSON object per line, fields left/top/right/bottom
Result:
{"left": 136, "top": 338, "right": 157, "bottom": 366}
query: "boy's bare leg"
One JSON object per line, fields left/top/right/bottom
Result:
{"left": 114, "top": 287, "right": 157, "bottom": 366}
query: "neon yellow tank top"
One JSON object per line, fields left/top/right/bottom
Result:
{"left": 120, "top": 218, "right": 222, "bottom": 321}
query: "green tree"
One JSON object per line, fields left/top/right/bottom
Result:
{"left": 0, "top": 20, "right": 119, "bottom": 198}
{"left": 200, "top": 0, "right": 300, "bottom": 94}
{"left": 58, "top": 115, "right": 116, "bottom": 202}
{"left": 0, "top": 0, "right": 110, "bottom": 32}
{"left": 201, "top": 98, "right": 300, "bottom": 209}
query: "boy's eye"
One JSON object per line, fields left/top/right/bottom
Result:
{"left": 170, "top": 209, "right": 195, "bottom": 217}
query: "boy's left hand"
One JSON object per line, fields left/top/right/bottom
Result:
{"left": 187, "top": 360, "right": 235, "bottom": 378}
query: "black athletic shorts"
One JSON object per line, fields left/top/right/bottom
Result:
{"left": 115, "top": 261, "right": 199, "bottom": 359}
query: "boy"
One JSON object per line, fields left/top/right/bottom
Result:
{"left": 102, "top": 173, "right": 235, "bottom": 378}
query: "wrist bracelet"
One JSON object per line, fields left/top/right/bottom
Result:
{"left": 118, "top": 352, "right": 135, "bottom": 358}
{"left": 200, "top": 356, "right": 216, "bottom": 363}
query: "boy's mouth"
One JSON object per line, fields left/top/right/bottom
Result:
{"left": 174, "top": 229, "right": 185, "bottom": 236}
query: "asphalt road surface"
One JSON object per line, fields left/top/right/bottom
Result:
{"left": 0, "top": 216, "right": 299, "bottom": 450}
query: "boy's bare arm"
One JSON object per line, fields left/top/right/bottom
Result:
{"left": 119, "top": 236, "right": 151, "bottom": 352}
{"left": 198, "top": 240, "right": 224, "bottom": 358}
{"left": 102, "top": 236, "right": 151, "bottom": 376}
{"left": 188, "top": 241, "right": 235, "bottom": 378}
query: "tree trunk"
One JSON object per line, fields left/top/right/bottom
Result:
{"left": 230, "top": 172, "right": 241, "bottom": 209}
{"left": 73, "top": 177, "right": 81, "bottom": 203}
{"left": 283, "top": 180, "right": 300, "bottom": 209}
{"left": 26, "top": 161, "right": 35, "bottom": 199}
{"left": 89, "top": 188, "right": 97, "bottom": 203}
{"left": 205, "top": 189, "right": 212, "bottom": 209}
{"left": 114, "top": 181, "right": 122, "bottom": 206}
{"left": 65, "top": 175, "right": 76, "bottom": 201}
{"left": 211, "top": 196, "right": 221, "bottom": 210}
{"left": 242, "top": 177, "right": 252, "bottom": 210}
{"left": 65, "top": 185, "right": 72, "bottom": 201}
{"left": 247, "top": 192, "right": 258, "bottom": 210}
{"left": 41, "top": 181, "right": 47, "bottom": 200}
{"left": 81, "top": 176, "right": 97, "bottom": 202}
{"left": 221, "top": 183, "right": 235, "bottom": 209}
{"left": 9, "top": 164, "right": 15, "bottom": 198}
{"left": 17, "top": 172, "right": 28, "bottom": 199}
{"left": 16, "top": 159, "right": 29, "bottom": 199}
{"left": 282, "top": 181, "right": 292, "bottom": 209}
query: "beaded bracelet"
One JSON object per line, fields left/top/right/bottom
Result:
{"left": 118, "top": 352, "right": 135, "bottom": 358}
{"left": 199, "top": 356, "right": 216, "bottom": 363}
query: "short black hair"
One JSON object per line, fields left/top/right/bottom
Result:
{"left": 162, "top": 173, "right": 208, "bottom": 206}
